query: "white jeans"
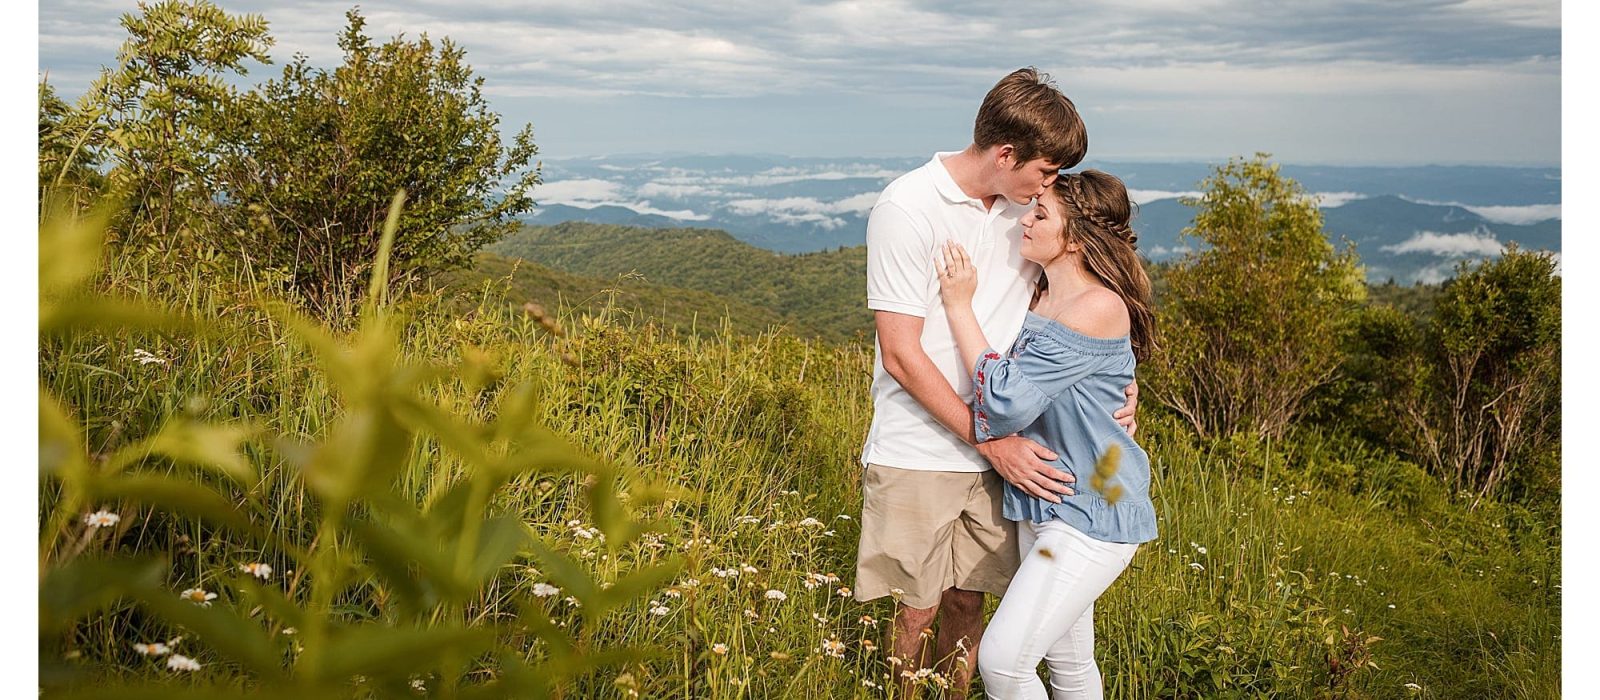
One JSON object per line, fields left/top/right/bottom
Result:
{"left": 978, "top": 519, "right": 1138, "bottom": 700}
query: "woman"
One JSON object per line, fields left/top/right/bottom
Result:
{"left": 937, "top": 170, "right": 1157, "bottom": 699}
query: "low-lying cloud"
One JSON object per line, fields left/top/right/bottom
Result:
{"left": 1381, "top": 229, "right": 1505, "bottom": 257}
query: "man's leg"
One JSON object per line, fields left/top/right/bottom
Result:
{"left": 934, "top": 586, "right": 985, "bottom": 696}
{"left": 891, "top": 600, "right": 940, "bottom": 698}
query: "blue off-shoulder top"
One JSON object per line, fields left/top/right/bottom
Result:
{"left": 972, "top": 311, "right": 1158, "bottom": 545}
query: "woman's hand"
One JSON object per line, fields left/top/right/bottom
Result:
{"left": 939, "top": 240, "right": 978, "bottom": 308}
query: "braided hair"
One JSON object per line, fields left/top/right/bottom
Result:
{"left": 1032, "top": 170, "right": 1157, "bottom": 361}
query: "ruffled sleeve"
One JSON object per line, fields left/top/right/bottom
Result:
{"left": 972, "top": 334, "right": 1102, "bottom": 442}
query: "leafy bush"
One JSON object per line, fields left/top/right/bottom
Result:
{"left": 212, "top": 9, "right": 539, "bottom": 314}
{"left": 1391, "top": 248, "right": 1560, "bottom": 502}
{"left": 1144, "top": 154, "right": 1365, "bottom": 441}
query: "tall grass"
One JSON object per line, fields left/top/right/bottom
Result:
{"left": 40, "top": 218, "right": 1559, "bottom": 698}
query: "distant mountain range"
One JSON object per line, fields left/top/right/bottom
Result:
{"left": 523, "top": 155, "right": 1561, "bottom": 284}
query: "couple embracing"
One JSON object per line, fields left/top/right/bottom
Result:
{"left": 853, "top": 68, "right": 1157, "bottom": 699}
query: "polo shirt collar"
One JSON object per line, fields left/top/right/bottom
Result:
{"left": 929, "top": 151, "right": 987, "bottom": 208}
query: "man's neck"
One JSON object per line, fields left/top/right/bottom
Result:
{"left": 941, "top": 146, "right": 1000, "bottom": 208}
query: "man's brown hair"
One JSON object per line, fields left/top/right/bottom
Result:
{"left": 973, "top": 67, "right": 1087, "bottom": 170}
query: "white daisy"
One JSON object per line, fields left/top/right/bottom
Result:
{"left": 239, "top": 562, "right": 273, "bottom": 579}
{"left": 83, "top": 510, "right": 120, "bottom": 528}
{"left": 166, "top": 654, "right": 201, "bottom": 671}
{"left": 180, "top": 588, "right": 217, "bottom": 606}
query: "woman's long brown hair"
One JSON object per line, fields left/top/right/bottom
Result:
{"left": 1031, "top": 169, "right": 1157, "bottom": 361}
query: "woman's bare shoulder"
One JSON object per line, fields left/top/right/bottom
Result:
{"left": 1051, "top": 287, "right": 1130, "bottom": 339}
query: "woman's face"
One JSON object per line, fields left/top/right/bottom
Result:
{"left": 1019, "top": 194, "right": 1072, "bottom": 265}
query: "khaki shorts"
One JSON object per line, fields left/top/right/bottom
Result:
{"left": 853, "top": 463, "right": 1021, "bottom": 609}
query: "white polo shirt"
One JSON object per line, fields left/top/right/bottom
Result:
{"left": 862, "top": 152, "right": 1041, "bottom": 472}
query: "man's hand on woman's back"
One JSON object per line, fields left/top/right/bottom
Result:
{"left": 976, "top": 436, "right": 1075, "bottom": 503}
{"left": 1115, "top": 380, "right": 1139, "bottom": 436}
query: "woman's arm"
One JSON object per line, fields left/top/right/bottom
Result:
{"left": 938, "top": 240, "right": 993, "bottom": 372}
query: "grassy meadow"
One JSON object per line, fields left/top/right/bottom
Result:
{"left": 39, "top": 226, "right": 1559, "bottom": 698}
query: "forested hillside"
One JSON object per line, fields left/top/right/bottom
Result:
{"left": 434, "top": 252, "right": 811, "bottom": 338}
{"left": 488, "top": 223, "right": 873, "bottom": 341}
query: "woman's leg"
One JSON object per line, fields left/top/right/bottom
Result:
{"left": 1041, "top": 600, "right": 1100, "bottom": 697}
{"left": 977, "top": 521, "right": 1136, "bottom": 700}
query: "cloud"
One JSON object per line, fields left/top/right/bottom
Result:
{"left": 1127, "top": 189, "right": 1202, "bottom": 205}
{"left": 37, "top": 0, "right": 1560, "bottom": 165}
{"left": 534, "top": 179, "right": 625, "bottom": 205}
{"left": 1459, "top": 203, "right": 1560, "bottom": 225}
{"left": 635, "top": 182, "right": 727, "bottom": 199}
{"left": 1381, "top": 229, "right": 1504, "bottom": 257}
{"left": 1403, "top": 198, "right": 1560, "bottom": 224}
{"left": 1411, "top": 262, "right": 1459, "bottom": 285}
{"left": 656, "top": 166, "right": 903, "bottom": 188}
{"left": 1313, "top": 192, "right": 1368, "bottom": 208}
{"left": 533, "top": 178, "right": 708, "bottom": 220}
{"left": 724, "top": 193, "right": 878, "bottom": 217}
{"left": 1146, "top": 244, "right": 1193, "bottom": 258}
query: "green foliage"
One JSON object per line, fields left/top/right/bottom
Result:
{"left": 1145, "top": 154, "right": 1365, "bottom": 441}
{"left": 82, "top": 0, "right": 273, "bottom": 243}
{"left": 38, "top": 80, "right": 105, "bottom": 208}
{"left": 1391, "top": 247, "right": 1561, "bottom": 502}
{"left": 40, "top": 199, "right": 675, "bottom": 698}
{"left": 488, "top": 222, "right": 871, "bottom": 342}
{"left": 212, "top": 9, "right": 539, "bottom": 314}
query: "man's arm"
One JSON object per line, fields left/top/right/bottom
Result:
{"left": 875, "top": 310, "right": 1074, "bottom": 502}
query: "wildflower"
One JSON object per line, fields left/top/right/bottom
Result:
{"left": 649, "top": 604, "right": 671, "bottom": 616}
{"left": 239, "top": 562, "right": 273, "bottom": 579}
{"left": 861, "top": 639, "right": 878, "bottom": 652}
{"left": 682, "top": 577, "right": 700, "bottom": 588}
{"left": 765, "top": 589, "right": 787, "bottom": 602}
{"left": 563, "top": 596, "right": 581, "bottom": 607}
{"left": 83, "top": 510, "right": 120, "bottom": 528}
{"left": 132, "top": 642, "right": 170, "bottom": 657}
{"left": 1196, "top": 546, "right": 1207, "bottom": 555}
{"left": 812, "top": 613, "right": 829, "bottom": 625}
{"left": 166, "top": 654, "right": 201, "bottom": 672}
{"left": 1405, "top": 682, "right": 1422, "bottom": 691}
{"left": 744, "top": 608, "right": 759, "bottom": 619}
{"left": 735, "top": 515, "right": 762, "bottom": 525}
{"left": 741, "top": 564, "right": 758, "bottom": 574}
{"left": 410, "top": 679, "right": 426, "bottom": 692}
{"left": 837, "top": 514, "right": 853, "bottom": 521}
{"left": 180, "top": 588, "right": 217, "bottom": 607}
{"left": 532, "top": 583, "right": 560, "bottom": 598}
{"left": 837, "top": 586, "right": 853, "bottom": 597}
{"left": 281, "top": 628, "right": 297, "bottom": 635}
{"left": 821, "top": 638, "right": 846, "bottom": 658}
{"left": 1188, "top": 562, "right": 1205, "bottom": 572}
{"left": 861, "top": 679, "right": 879, "bottom": 689}
{"left": 711, "top": 567, "right": 736, "bottom": 578}
{"left": 664, "top": 588, "right": 682, "bottom": 598}
{"left": 711, "top": 643, "right": 729, "bottom": 656}
{"left": 859, "top": 614, "right": 879, "bottom": 627}
{"left": 131, "top": 349, "right": 168, "bottom": 366}
{"left": 798, "top": 517, "right": 823, "bottom": 527}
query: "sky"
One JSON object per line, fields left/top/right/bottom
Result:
{"left": 38, "top": 0, "right": 1562, "bottom": 166}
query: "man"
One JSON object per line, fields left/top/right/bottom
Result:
{"left": 853, "top": 67, "right": 1138, "bottom": 697}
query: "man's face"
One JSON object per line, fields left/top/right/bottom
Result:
{"left": 999, "top": 155, "right": 1062, "bottom": 205}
